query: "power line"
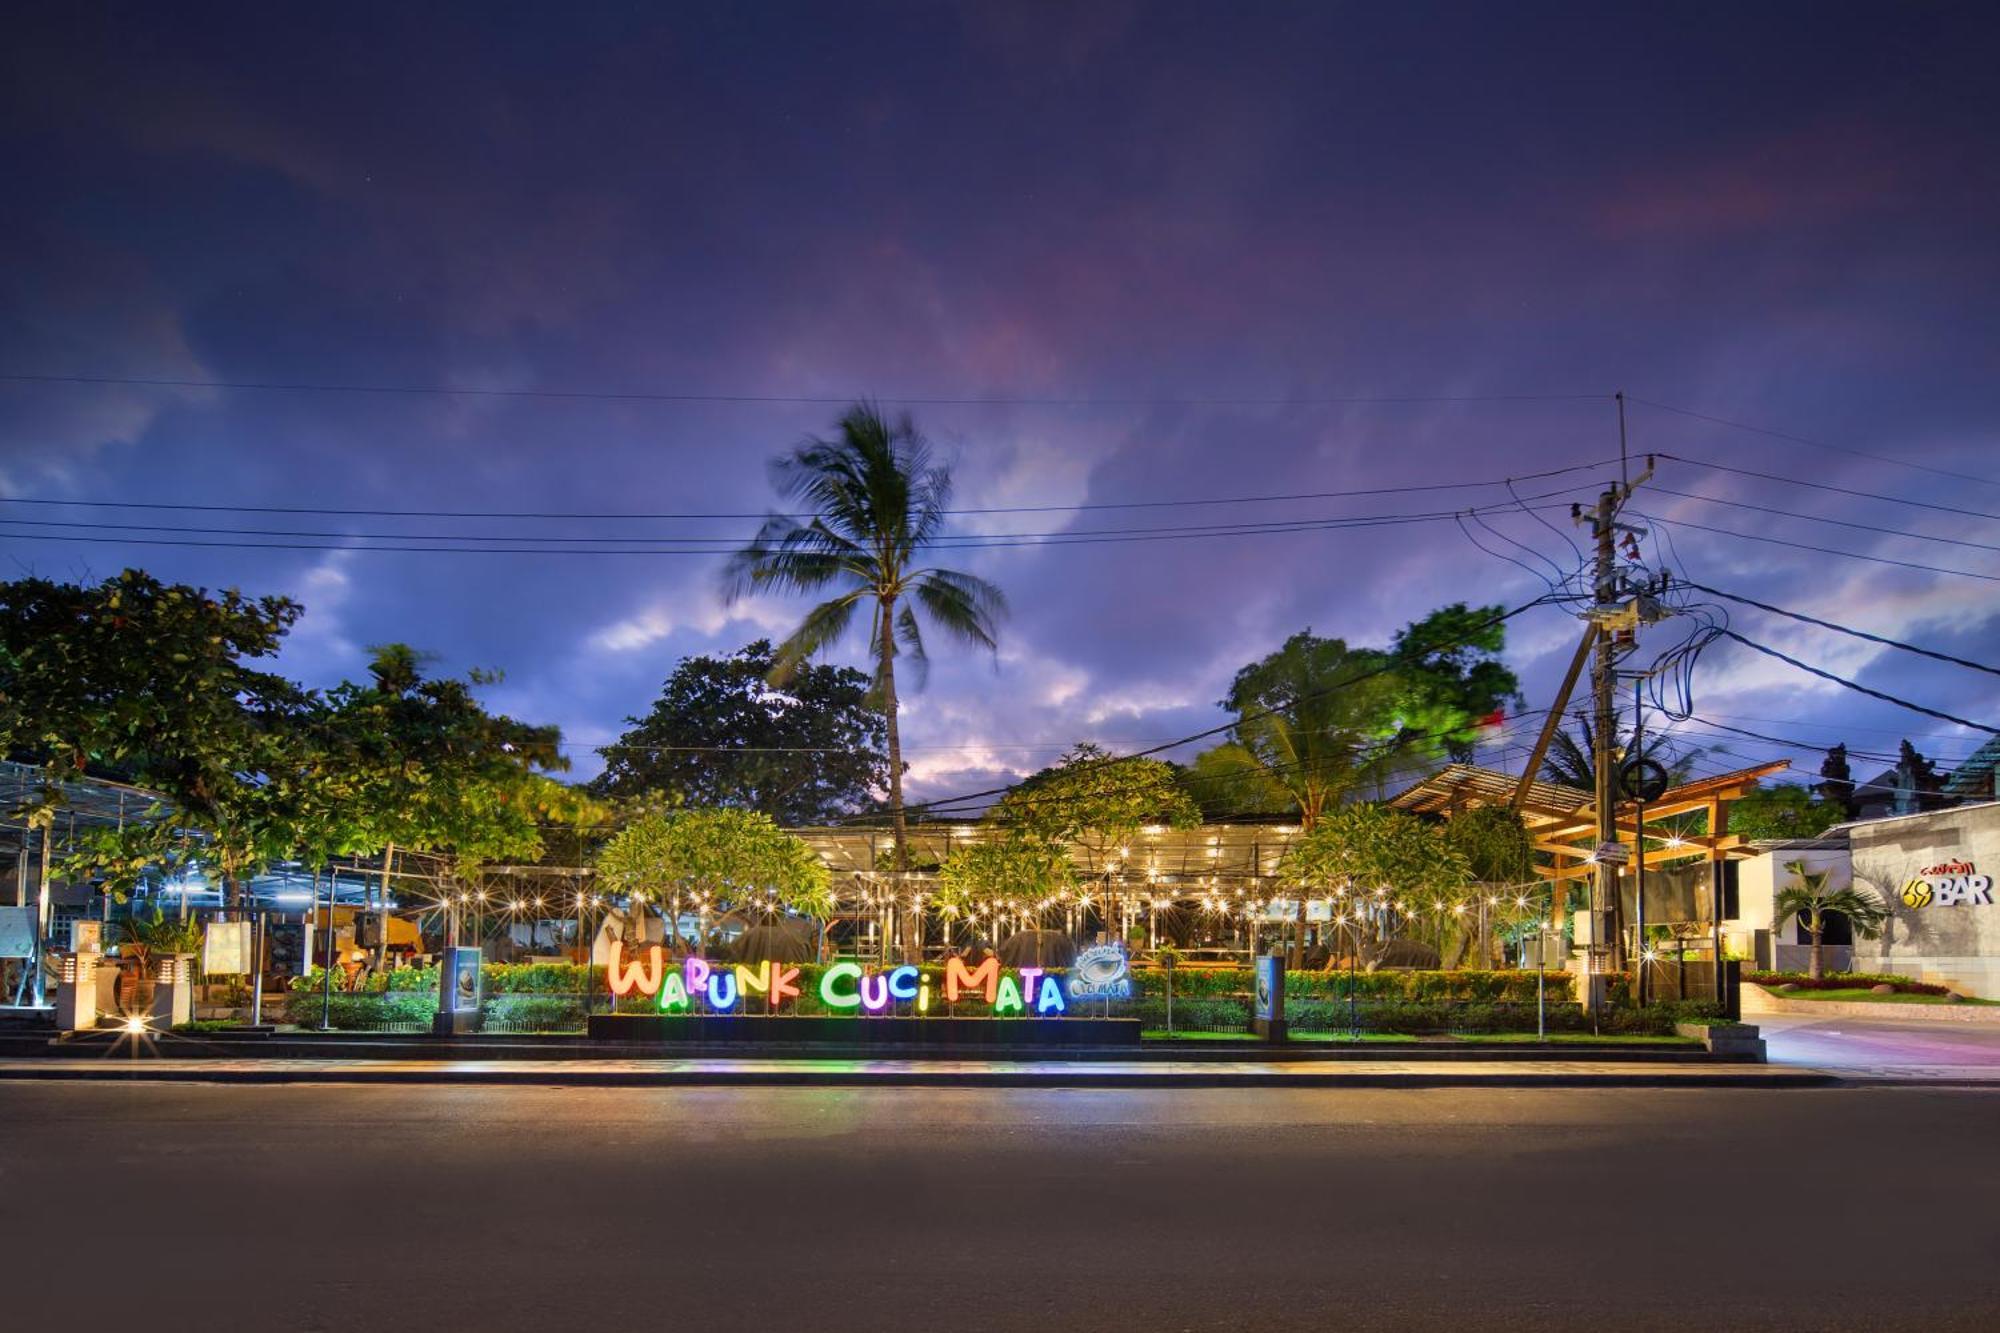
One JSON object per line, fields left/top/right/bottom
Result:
{"left": 1717, "top": 631, "right": 1999, "bottom": 735}
{"left": 1629, "top": 397, "right": 2000, "bottom": 491}
{"left": 1658, "top": 452, "right": 2000, "bottom": 525}
{"left": 0, "top": 370, "right": 1611, "bottom": 410}
{"left": 0, "top": 500, "right": 1595, "bottom": 557}
{"left": 1650, "top": 486, "right": 2000, "bottom": 557}
{"left": 0, "top": 458, "right": 1623, "bottom": 522}
{"left": 1636, "top": 511, "right": 2000, "bottom": 584}
{"left": 0, "top": 486, "right": 1595, "bottom": 550}
{"left": 1685, "top": 581, "right": 2000, "bottom": 679}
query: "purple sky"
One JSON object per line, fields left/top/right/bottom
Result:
{"left": 4, "top": 1, "right": 1997, "bottom": 803}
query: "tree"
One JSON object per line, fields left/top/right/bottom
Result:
{"left": 1176, "top": 745, "right": 1295, "bottom": 820}
{"left": 1774, "top": 859, "right": 1887, "bottom": 979}
{"left": 595, "top": 807, "right": 832, "bottom": 952}
{"left": 934, "top": 835, "right": 1077, "bottom": 947}
{"left": 1281, "top": 803, "right": 1471, "bottom": 962}
{"left": 1204, "top": 632, "right": 1408, "bottom": 963}
{"left": 1388, "top": 603, "right": 1522, "bottom": 763}
{"left": 1897, "top": 740, "right": 1946, "bottom": 812}
{"left": 1211, "top": 633, "right": 1407, "bottom": 830}
{"left": 591, "top": 640, "right": 889, "bottom": 821}
{"left": 1727, "top": 783, "right": 1849, "bottom": 842}
{"left": 990, "top": 742, "right": 1199, "bottom": 942}
{"left": 1540, "top": 710, "right": 1699, "bottom": 792}
{"left": 325, "top": 645, "right": 584, "bottom": 953}
{"left": 1817, "top": 744, "right": 1857, "bottom": 819}
{"left": 1, "top": 570, "right": 340, "bottom": 912}
{"left": 722, "top": 405, "right": 1006, "bottom": 873}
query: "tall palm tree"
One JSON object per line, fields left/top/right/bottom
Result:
{"left": 722, "top": 404, "right": 1006, "bottom": 873}
{"left": 1774, "top": 859, "right": 1887, "bottom": 980}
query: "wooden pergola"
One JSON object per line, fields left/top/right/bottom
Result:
{"left": 1387, "top": 759, "right": 1789, "bottom": 920}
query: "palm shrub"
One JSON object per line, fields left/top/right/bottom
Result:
{"left": 1774, "top": 859, "right": 1888, "bottom": 979}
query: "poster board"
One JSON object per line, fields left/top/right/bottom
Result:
{"left": 202, "top": 920, "right": 252, "bottom": 975}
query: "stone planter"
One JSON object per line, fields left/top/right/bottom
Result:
{"left": 1676, "top": 1021, "right": 1766, "bottom": 1060}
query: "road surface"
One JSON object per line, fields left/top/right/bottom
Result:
{"left": 1760, "top": 1009, "right": 2000, "bottom": 1081}
{"left": 1, "top": 1081, "right": 1993, "bottom": 1331}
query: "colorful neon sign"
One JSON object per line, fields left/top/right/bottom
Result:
{"left": 606, "top": 944, "right": 1071, "bottom": 1016}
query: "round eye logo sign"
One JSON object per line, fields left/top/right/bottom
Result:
{"left": 1066, "top": 944, "right": 1133, "bottom": 1000}
{"left": 1901, "top": 878, "right": 1934, "bottom": 909}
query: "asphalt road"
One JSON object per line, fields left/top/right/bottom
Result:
{"left": 1760, "top": 1011, "right": 2000, "bottom": 1080}
{"left": 3, "top": 1083, "right": 1994, "bottom": 1331}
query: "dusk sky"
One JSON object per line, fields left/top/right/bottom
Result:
{"left": 4, "top": 1, "right": 1996, "bottom": 803}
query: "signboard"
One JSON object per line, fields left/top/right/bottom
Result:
{"left": 1254, "top": 955, "right": 1283, "bottom": 1023}
{"left": 0, "top": 906, "right": 34, "bottom": 959}
{"left": 606, "top": 944, "right": 1078, "bottom": 1017}
{"left": 202, "top": 920, "right": 251, "bottom": 975}
{"left": 70, "top": 920, "right": 103, "bottom": 954}
{"left": 1258, "top": 899, "right": 1334, "bottom": 923}
{"left": 1901, "top": 861, "right": 1992, "bottom": 909}
{"left": 1066, "top": 944, "right": 1132, "bottom": 1001}
{"left": 444, "top": 946, "right": 483, "bottom": 1013}
{"left": 1593, "top": 841, "right": 1631, "bottom": 867}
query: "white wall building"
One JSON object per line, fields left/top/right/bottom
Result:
{"left": 1845, "top": 801, "right": 2000, "bottom": 999}
{"left": 1728, "top": 802, "right": 2000, "bottom": 997}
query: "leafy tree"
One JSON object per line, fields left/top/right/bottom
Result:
{"left": 1388, "top": 603, "right": 1522, "bottom": 763}
{"left": 1, "top": 570, "right": 342, "bottom": 911}
{"left": 594, "top": 807, "right": 832, "bottom": 952}
{"left": 990, "top": 742, "right": 1200, "bottom": 943}
{"left": 1175, "top": 745, "right": 1294, "bottom": 820}
{"left": 0, "top": 568, "right": 301, "bottom": 796}
{"left": 1727, "top": 783, "right": 1849, "bottom": 843}
{"left": 1774, "top": 859, "right": 1887, "bottom": 979}
{"left": 1282, "top": 803, "right": 1470, "bottom": 943}
{"left": 934, "top": 835, "right": 1077, "bottom": 945}
{"left": 325, "top": 645, "right": 583, "bottom": 950}
{"left": 1204, "top": 633, "right": 1408, "bottom": 962}
{"left": 591, "top": 640, "right": 888, "bottom": 821}
{"left": 722, "top": 405, "right": 1006, "bottom": 873}
{"left": 1441, "top": 805, "right": 1535, "bottom": 884}
{"left": 1211, "top": 632, "right": 1407, "bottom": 830}
{"left": 1816, "top": 743, "right": 1857, "bottom": 819}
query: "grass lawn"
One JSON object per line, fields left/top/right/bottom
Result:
{"left": 1771, "top": 987, "right": 1998, "bottom": 1006}
{"left": 1140, "top": 1029, "right": 1698, "bottom": 1046}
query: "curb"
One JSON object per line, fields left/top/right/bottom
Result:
{"left": 0, "top": 1062, "right": 1836, "bottom": 1090}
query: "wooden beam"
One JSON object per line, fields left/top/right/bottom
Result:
{"left": 1513, "top": 625, "right": 1597, "bottom": 812}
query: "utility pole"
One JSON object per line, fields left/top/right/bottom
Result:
{"left": 1574, "top": 398, "right": 1655, "bottom": 1017}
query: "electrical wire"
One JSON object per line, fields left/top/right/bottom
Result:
{"left": 1629, "top": 397, "right": 2000, "bottom": 492}
{"left": 0, "top": 370, "right": 1611, "bottom": 409}
{"left": 1649, "top": 486, "right": 2000, "bottom": 557}
{"left": 1658, "top": 452, "right": 2000, "bottom": 525}
{"left": 1683, "top": 581, "right": 2000, "bottom": 679}
{"left": 0, "top": 458, "right": 1624, "bottom": 521}
{"left": 1635, "top": 511, "right": 2000, "bottom": 584}
{"left": 1716, "top": 631, "right": 1999, "bottom": 735}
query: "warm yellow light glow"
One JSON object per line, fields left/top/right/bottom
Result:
{"left": 123, "top": 1015, "right": 147, "bottom": 1034}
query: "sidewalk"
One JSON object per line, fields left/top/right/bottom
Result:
{"left": 0, "top": 1054, "right": 1833, "bottom": 1088}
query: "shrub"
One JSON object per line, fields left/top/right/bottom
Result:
{"left": 284, "top": 989, "right": 436, "bottom": 1030}
{"left": 1745, "top": 970, "right": 1947, "bottom": 995}
{"left": 482, "top": 995, "right": 585, "bottom": 1029}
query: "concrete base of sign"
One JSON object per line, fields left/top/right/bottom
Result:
{"left": 432, "top": 1009, "right": 482, "bottom": 1036}
{"left": 587, "top": 1014, "right": 1141, "bottom": 1046}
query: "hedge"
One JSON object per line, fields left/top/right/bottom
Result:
{"left": 1746, "top": 970, "right": 1949, "bottom": 996}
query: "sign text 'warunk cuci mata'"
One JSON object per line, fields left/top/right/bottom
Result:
{"left": 604, "top": 943, "right": 1132, "bottom": 1017}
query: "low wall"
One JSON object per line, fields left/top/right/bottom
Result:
{"left": 587, "top": 1014, "right": 1143, "bottom": 1045}
{"left": 1740, "top": 985, "right": 2000, "bottom": 1024}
